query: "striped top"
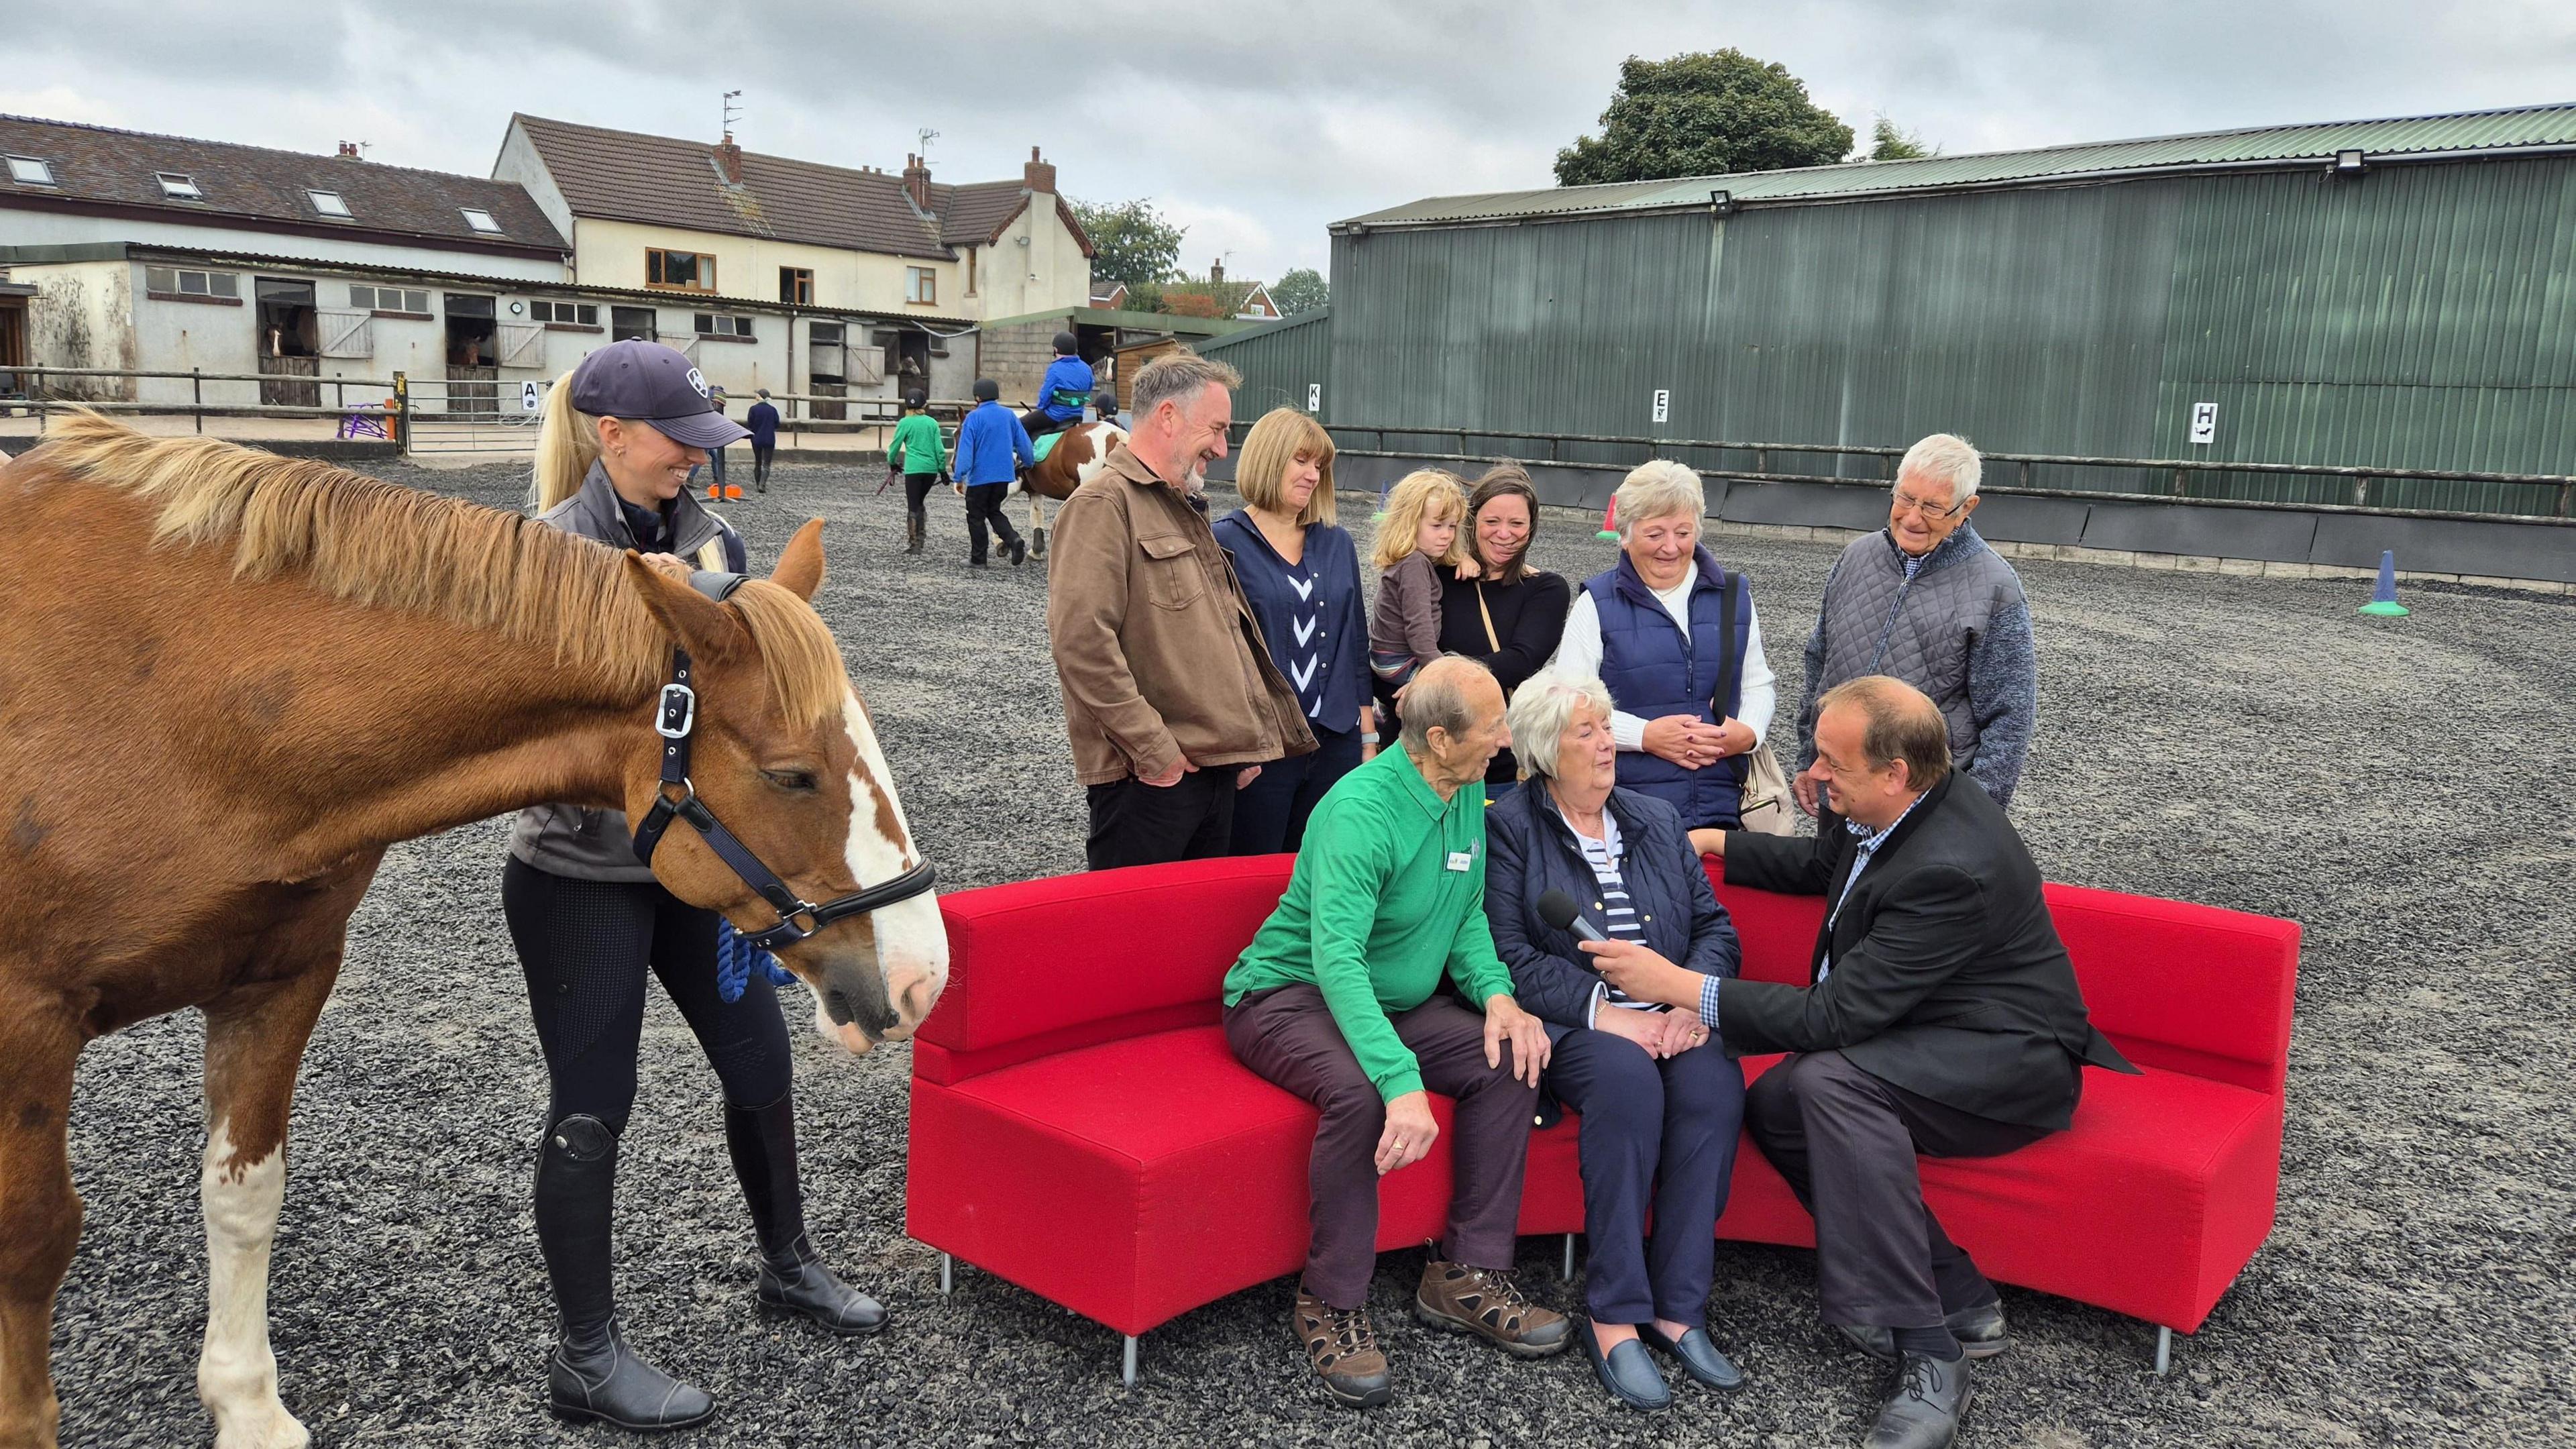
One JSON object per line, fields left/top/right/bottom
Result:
{"left": 1281, "top": 555, "right": 1325, "bottom": 719}
{"left": 1571, "top": 813, "right": 1664, "bottom": 1024}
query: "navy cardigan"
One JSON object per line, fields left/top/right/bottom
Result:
{"left": 1212, "top": 508, "right": 1371, "bottom": 736}
{"left": 1485, "top": 779, "right": 1742, "bottom": 1032}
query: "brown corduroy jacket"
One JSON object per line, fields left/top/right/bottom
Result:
{"left": 1046, "top": 444, "right": 1317, "bottom": 786}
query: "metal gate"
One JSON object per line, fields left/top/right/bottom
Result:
{"left": 401, "top": 374, "right": 547, "bottom": 455}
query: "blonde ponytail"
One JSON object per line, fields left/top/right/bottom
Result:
{"left": 529, "top": 369, "right": 602, "bottom": 512}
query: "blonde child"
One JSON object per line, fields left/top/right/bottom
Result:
{"left": 1369, "top": 470, "right": 1471, "bottom": 698}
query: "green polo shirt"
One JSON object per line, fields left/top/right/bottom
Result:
{"left": 1222, "top": 745, "right": 1515, "bottom": 1102}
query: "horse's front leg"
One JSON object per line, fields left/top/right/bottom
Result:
{"left": 0, "top": 1000, "right": 81, "bottom": 1449}
{"left": 196, "top": 961, "right": 339, "bottom": 1449}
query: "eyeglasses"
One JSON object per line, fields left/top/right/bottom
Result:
{"left": 1890, "top": 489, "right": 1970, "bottom": 520}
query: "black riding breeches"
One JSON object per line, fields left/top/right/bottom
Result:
{"left": 502, "top": 857, "right": 793, "bottom": 1134}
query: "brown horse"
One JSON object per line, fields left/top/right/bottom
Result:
{"left": 0, "top": 415, "right": 947, "bottom": 1449}
{"left": 1011, "top": 419, "right": 1127, "bottom": 559}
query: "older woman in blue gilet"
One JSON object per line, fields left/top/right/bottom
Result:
{"left": 1549, "top": 460, "right": 1776, "bottom": 834}
{"left": 1485, "top": 670, "right": 1748, "bottom": 1413}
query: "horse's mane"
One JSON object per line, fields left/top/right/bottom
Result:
{"left": 25, "top": 413, "right": 847, "bottom": 725}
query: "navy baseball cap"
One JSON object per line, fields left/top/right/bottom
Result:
{"left": 567, "top": 339, "right": 751, "bottom": 451}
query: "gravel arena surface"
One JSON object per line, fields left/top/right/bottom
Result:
{"left": 50, "top": 455, "right": 2575, "bottom": 1448}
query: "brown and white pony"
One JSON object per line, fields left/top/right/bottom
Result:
{"left": 0, "top": 415, "right": 947, "bottom": 1449}
{"left": 1010, "top": 419, "right": 1126, "bottom": 559}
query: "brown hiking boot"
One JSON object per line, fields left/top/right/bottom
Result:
{"left": 1293, "top": 1290, "right": 1392, "bottom": 1408}
{"left": 1413, "top": 1260, "right": 1572, "bottom": 1358}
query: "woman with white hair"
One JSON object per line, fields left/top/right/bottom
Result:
{"left": 1485, "top": 669, "right": 1748, "bottom": 1413}
{"left": 1549, "top": 460, "right": 1776, "bottom": 832}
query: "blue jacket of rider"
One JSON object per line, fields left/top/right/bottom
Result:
{"left": 953, "top": 400, "right": 1036, "bottom": 485}
{"left": 1039, "top": 355, "right": 1095, "bottom": 421}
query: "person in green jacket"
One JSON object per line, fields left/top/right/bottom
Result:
{"left": 1222, "top": 655, "right": 1570, "bottom": 1409}
{"left": 888, "top": 390, "right": 946, "bottom": 555}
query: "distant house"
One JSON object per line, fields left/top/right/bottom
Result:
{"left": 495, "top": 116, "right": 1096, "bottom": 400}
{"left": 1089, "top": 280, "right": 1128, "bottom": 309}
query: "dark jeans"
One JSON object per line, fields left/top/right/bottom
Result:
{"left": 752, "top": 443, "right": 775, "bottom": 483}
{"left": 1743, "top": 1050, "right": 2055, "bottom": 1330}
{"left": 1228, "top": 723, "right": 1364, "bottom": 855}
{"left": 500, "top": 857, "right": 792, "bottom": 1133}
{"left": 1224, "top": 985, "right": 1538, "bottom": 1309}
{"left": 964, "top": 481, "right": 1020, "bottom": 562}
{"left": 1085, "top": 767, "right": 1237, "bottom": 870}
{"left": 706, "top": 445, "right": 727, "bottom": 485}
{"left": 1547, "top": 1022, "right": 1745, "bottom": 1326}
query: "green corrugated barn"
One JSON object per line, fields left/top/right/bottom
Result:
{"left": 1224, "top": 103, "right": 2576, "bottom": 521}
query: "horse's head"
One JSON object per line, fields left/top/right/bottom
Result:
{"left": 618, "top": 521, "right": 946, "bottom": 1053}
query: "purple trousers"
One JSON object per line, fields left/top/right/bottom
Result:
{"left": 1224, "top": 984, "right": 1538, "bottom": 1309}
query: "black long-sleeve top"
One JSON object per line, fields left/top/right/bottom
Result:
{"left": 1436, "top": 569, "right": 1572, "bottom": 784}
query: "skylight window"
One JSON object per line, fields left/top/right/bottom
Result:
{"left": 458, "top": 207, "right": 501, "bottom": 233}
{"left": 5, "top": 155, "right": 56, "bottom": 186}
{"left": 156, "top": 172, "right": 203, "bottom": 201}
{"left": 307, "top": 189, "right": 352, "bottom": 218}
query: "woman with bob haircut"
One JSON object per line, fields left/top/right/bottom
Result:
{"left": 1213, "top": 408, "right": 1375, "bottom": 853}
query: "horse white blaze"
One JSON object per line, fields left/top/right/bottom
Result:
{"left": 835, "top": 692, "right": 947, "bottom": 1045}
{"left": 197, "top": 1121, "right": 307, "bottom": 1449}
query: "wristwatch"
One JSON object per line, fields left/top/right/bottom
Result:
{"left": 1359, "top": 731, "right": 1381, "bottom": 744}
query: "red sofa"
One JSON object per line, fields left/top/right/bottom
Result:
{"left": 906, "top": 855, "right": 2297, "bottom": 1383}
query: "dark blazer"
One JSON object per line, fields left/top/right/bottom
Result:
{"left": 1720, "top": 774, "right": 2135, "bottom": 1130}
{"left": 1487, "top": 780, "right": 1740, "bottom": 1034}
{"left": 1212, "top": 509, "right": 1371, "bottom": 736}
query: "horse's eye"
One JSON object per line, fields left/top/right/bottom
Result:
{"left": 762, "top": 769, "right": 820, "bottom": 793}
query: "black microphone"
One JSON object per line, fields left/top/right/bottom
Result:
{"left": 1536, "top": 889, "right": 1608, "bottom": 944}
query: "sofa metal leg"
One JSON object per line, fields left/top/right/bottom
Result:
{"left": 1562, "top": 1233, "right": 1577, "bottom": 1282}
{"left": 1122, "top": 1334, "right": 1139, "bottom": 1387}
{"left": 2153, "top": 1325, "right": 2172, "bottom": 1376}
{"left": 938, "top": 1252, "right": 953, "bottom": 1296}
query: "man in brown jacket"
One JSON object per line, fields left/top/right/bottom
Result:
{"left": 1047, "top": 351, "right": 1316, "bottom": 869}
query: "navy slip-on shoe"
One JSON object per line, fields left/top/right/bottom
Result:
{"left": 1578, "top": 1320, "right": 1672, "bottom": 1413}
{"left": 1637, "top": 1322, "right": 1747, "bottom": 1391}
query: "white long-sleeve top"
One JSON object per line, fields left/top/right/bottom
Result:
{"left": 1548, "top": 578, "right": 1776, "bottom": 751}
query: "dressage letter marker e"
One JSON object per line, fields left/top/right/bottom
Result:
{"left": 2190, "top": 401, "right": 2218, "bottom": 445}
{"left": 1652, "top": 389, "right": 1671, "bottom": 425}
{"left": 520, "top": 380, "right": 543, "bottom": 413}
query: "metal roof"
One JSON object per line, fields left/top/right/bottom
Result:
{"left": 1336, "top": 101, "right": 2576, "bottom": 229}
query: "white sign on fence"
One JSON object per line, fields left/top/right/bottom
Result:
{"left": 519, "top": 380, "right": 543, "bottom": 414}
{"left": 1307, "top": 383, "right": 1322, "bottom": 413}
{"left": 2190, "top": 401, "right": 2218, "bottom": 445}
{"left": 1652, "top": 388, "right": 1671, "bottom": 424}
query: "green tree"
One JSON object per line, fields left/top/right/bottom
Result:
{"left": 1273, "top": 267, "right": 1328, "bottom": 315}
{"left": 1070, "top": 197, "right": 1187, "bottom": 293}
{"left": 1867, "top": 116, "right": 1933, "bottom": 161}
{"left": 1555, "top": 50, "right": 1854, "bottom": 185}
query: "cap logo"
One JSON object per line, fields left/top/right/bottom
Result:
{"left": 686, "top": 367, "right": 710, "bottom": 398}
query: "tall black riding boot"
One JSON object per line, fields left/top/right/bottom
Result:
{"left": 725, "top": 1091, "right": 888, "bottom": 1336}
{"left": 906, "top": 507, "right": 926, "bottom": 555}
{"left": 535, "top": 1114, "right": 716, "bottom": 1432}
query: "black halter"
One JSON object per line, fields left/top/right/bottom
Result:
{"left": 630, "top": 649, "right": 938, "bottom": 952}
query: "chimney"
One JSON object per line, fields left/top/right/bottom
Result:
{"left": 902, "top": 152, "right": 932, "bottom": 211}
{"left": 336, "top": 141, "right": 362, "bottom": 159}
{"left": 715, "top": 133, "right": 743, "bottom": 184}
{"left": 1210, "top": 258, "right": 1226, "bottom": 285}
{"left": 1024, "top": 145, "right": 1056, "bottom": 195}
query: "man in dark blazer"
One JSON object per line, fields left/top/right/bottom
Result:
{"left": 1587, "top": 675, "right": 2133, "bottom": 1449}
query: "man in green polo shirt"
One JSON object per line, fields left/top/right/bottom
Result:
{"left": 1223, "top": 655, "right": 1570, "bottom": 1409}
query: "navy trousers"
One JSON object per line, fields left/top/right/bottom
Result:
{"left": 1547, "top": 1020, "right": 1746, "bottom": 1326}
{"left": 1228, "top": 723, "right": 1364, "bottom": 856}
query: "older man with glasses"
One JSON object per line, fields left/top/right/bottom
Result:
{"left": 1782, "top": 434, "right": 2037, "bottom": 819}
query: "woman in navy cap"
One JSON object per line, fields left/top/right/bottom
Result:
{"left": 508, "top": 339, "right": 885, "bottom": 1432}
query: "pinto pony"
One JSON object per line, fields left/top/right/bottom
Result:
{"left": 1010, "top": 419, "right": 1126, "bottom": 559}
{"left": 0, "top": 415, "right": 947, "bottom": 1449}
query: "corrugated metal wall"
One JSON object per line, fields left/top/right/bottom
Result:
{"left": 1199, "top": 309, "right": 1334, "bottom": 423}
{"left": 1326, "top": 155, "right": 2576, "bottom": 517}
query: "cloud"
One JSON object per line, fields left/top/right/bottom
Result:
{"left": 5, "top": 1, "right": 2571, "bottom": 282}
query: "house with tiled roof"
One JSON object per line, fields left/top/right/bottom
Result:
{"left": 494, "top": 115, "right": 1095, "bottom": 401}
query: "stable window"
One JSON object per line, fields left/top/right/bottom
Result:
{"left": 529, "top": 300, "right": 598, "bottom": 327}
{"left": 610, "top": 306, "right": 657, "bottom": 341}
{"left": 780, "top": 266, "right": 812, "bottom": 305}
{"left": 647, "top": 249, "right": 716, "bottom": 291}
{"left": 5, "top": 156, "right": 55, "bottom": 186}
{"left": 692, "top": 313, "right": 756, "bottom": 339}
{"left": 348, "top": 283, "right": 429, "bottom": 314}
{"left": 458, "top": 207, "right": 501, "bottom": 234}
{"left": 307, "top": 189, "right": 352, "bottom": 218}
{"left": 905, "top": 267, "right": 936, "bottom": 305}
{"left": 156, "top": 172, "right": 203, "bottom": 201}
{"left": 146, "top": 266, "right": 240, "bottom": 299}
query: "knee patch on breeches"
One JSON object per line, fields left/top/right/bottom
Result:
{"left": 547, "top": 1113, "right": 619, "bottom": 1163}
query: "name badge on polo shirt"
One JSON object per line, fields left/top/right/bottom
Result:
{"left": 1446, "top": 849, "right": 1474, "bottom": 872}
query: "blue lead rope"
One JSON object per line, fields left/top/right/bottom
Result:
{"left": 715, "top": 918, "right": 798, "bottom": 1004}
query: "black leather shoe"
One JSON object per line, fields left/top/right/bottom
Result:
{"left": 1008, "top": 537, "right": 1028, "bottom": 567}
{"left": 550, "top": 1318, "right": 717, "bottom": 1432}
{"left": 1840, "top": 1301, "right": 2009, "bottom": 1362}
{"left": 759, "top": 1238, "right": 888, "bottom": 1336}
{"left": 1578, "top": 1321, "right": 1672, "bottom": 1413}
{"left": 1637, "top": 1322, "right": 1746, "bottom": 1390}
{"left": 1866, "top": 1354, "right": 1970, "bottom": 1449}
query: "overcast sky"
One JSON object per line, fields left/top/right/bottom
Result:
{"left": 5, "top": 1, "right": 2571, "bottom": 282}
